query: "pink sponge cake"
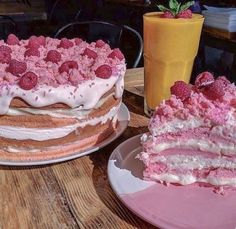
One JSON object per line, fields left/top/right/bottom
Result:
{"left": 0, "top": 34, "right": 126, "bottom": 161}
{"left": 138, "top": 72, "right": 236, "bottom": 190}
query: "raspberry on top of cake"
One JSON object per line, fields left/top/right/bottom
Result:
{"left": 138, "top": 72, "right": 236, "bottom": 191}
{"left": 0, "top": 34, "right": 126, "bottom": 115}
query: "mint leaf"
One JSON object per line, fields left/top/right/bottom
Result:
{"left": 169, "top": 0, "right": 179, "bottom": 10}
{"left": 157, "top": 4, "right": 170, "bottom": 12}
{"left": 180, "top": 1, "right": 195, "bottom": 12}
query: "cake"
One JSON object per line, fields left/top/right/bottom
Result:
{"left": 0, "top": 34, "right": 126, "bottom": 161}
{"left": 138, "top": 72, "right": 236, "bottom": 190}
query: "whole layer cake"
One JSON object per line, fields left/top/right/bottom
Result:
{"left": 138, "top": 72, "right": 236, "bottom": 190}
{"left": 0, "top": 34, "right": 126, "bottom": 161}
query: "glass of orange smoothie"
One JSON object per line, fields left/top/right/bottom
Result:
{"left": 144, "top": 11, "right": 204, "bottom": 116}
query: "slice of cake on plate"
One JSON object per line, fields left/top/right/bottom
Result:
{"left": 138, "top": 72, "right": 236, "bottom": 191}
{"left": 0, "top": 34, "right": 126, "bottom": 161}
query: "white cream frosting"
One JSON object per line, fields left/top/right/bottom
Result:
{"left": 0, "top": 103, "right": 120, "bottom": 141}
{"left": 151, "top": 155, "right": 236, "bottom": 170}
{"left": 150, "top": 139, "right": 236, "bottom": 156}
{"left": 0, "top": 68, "right": 125, "bottom": 115}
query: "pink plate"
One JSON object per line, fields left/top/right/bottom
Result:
{"left": 108, "top": 134, "right": 236, "bottom": 229}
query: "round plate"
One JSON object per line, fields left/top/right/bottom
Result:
{"left": 108, "top": 134, "right": 236, "bottom": 229}
{"left": 0, "top": 103, "right": 130, "bottom": 166}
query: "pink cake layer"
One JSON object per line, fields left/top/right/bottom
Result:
{"left": 142, "top": 127, "right": 236, "bottom": 157}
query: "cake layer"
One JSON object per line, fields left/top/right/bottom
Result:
{"left": 142, "top": 127, "right": 236, "bottom": 156}
{"left": 0, "top": 117, "right": 118, "bottom": 161}
{"left": 144, "top": 169, "right": 236, "bottom": 186}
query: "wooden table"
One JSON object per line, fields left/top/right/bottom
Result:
{"left": 0, "top": 68, "right": 157, "bottom": 229}
{"left": 0, "top": 1, "right": 47, "bottom": 22}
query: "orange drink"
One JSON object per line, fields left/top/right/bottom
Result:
{"left": 144, "top": 12, "right": 204, "bottom": 116}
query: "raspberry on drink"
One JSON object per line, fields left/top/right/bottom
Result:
{"left": 161, "top": 11, "right": 174, "bottom": 18}
{"left": 95, "top": 65, "right": 112, "bottom": 79}
{"left": 176, "top": 9, "right": 192, "bottom": 19}
{"left": 157, "top": 1, "right": 194, "bottom": 19}
{"left": 19, "top": 72, "right": 38, "bottom": 90}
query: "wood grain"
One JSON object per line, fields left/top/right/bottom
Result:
{"left": 0, "top": 68, "right": 157, "bottom": 229}
{"left": 124, "top": 67, "right": 144, "bottom": 97}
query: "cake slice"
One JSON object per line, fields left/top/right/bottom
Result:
{"left": 138, "top": 72, "right": 236, "bottom": 189}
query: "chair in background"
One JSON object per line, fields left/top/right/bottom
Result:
{"left": 54, "top": 21, "right": 143, "bottom": 68}
{"left": 48, "top": 0, "right": 82, "bottom": 26}
{"left": 0, "top": 15, "right": 16, "bottom": 40}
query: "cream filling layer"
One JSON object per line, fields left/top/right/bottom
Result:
{"left": 150, "top": 109, "right": 236, "bottom": 139}
{"left": 6, "top": 93, "right": 115, "bottom": 119}
{"left": 0, "top": 103, "right": 121, "bottom": 141}
{"left": 151, "top": 155, "right": 236, "bottom": 170}
{"left": 149, "top": 173, "right": 236, "bottom": 186}
{"left": 150, "top": 139, "right": 236, "bottom": 156}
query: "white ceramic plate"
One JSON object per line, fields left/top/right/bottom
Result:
{"left": 108, "top": 134, "right": 236, "bottom": 229}
{"left": 0, "top": 103, "right": 130, "bottom": 166}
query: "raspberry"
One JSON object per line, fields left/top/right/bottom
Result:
{"left": 37, "top": 36, "right": 46, "bottom": 46}
{"left": 0, "top": 45, "right": 11, "bottom": 64}
{"left": 82, "top": 48, "right": 97, "bottom": 59}
{"left": 95, "top": 39, "right": 106, "bottom": 48}
{"left": 95, "top": 65, "right": 112, "bottom": 79}
{"left": 161, "top": 11, "right": 174, "bottom": 18}
{"left": 27, "top": 36, "right": 41, "bottom": 49}
{"left": 217, "top": 76, "right": 230, "bottom": 87}
{"left": 203, "top": 79, "right": 225, "bottom": 100}
{"left": 108, "top": 48, "right": 124, "bottom": 61}
{"left": 170, "top": 81, "right": 191, "bottom": 101}
{"left": 75, "top": 38, "right": 82, "bottom": 45}
{"left": 6, "top": 34, "right": 19, "bottom": 45}
{"left": 19, "top": 72, "right": 38, "bottom": 90}
{"left": 59, "top": 61, "right": 78, "bottom": 73}
{"left": 45, "top": 50, "right": 61, "bottom": 63}
{"left": 58, "top": 38, "right": 73, "bottom": 49}
{"left": 195, "top": 71, "right": 214, "bottom": 88}
{"left": 7, "top": 59, "right": 27, "bottom": 76}
{"left": 176, "top": 9, "right": 192, "bottom": 19}
{"left": 24, "top": 48, "right": 40, "bottom": 57}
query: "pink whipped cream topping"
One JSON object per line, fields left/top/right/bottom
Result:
{"left": 0, "top": 35, "right": 125, "bottom": 88}
{"left": 150, "top": 79, "right": 236, "bottom": 131}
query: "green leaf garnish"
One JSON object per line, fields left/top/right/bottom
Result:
{"left": 179, "top": 1, "right": 195, "bottom": 12}
{"left": 157, "top": 0, "right": 194, "bottom": 17}
{"left": 169, "top": 0, "right": 179, "bottom": 10}
{"left": 157, "top": 4, "right": 170, "bottom": 12}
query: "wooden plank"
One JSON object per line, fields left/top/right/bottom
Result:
{"left": 124, "top": 67, "right": 144, "bottom": 97}
{"left": 203, "top": 26, "right": 236, "bottom": 40}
